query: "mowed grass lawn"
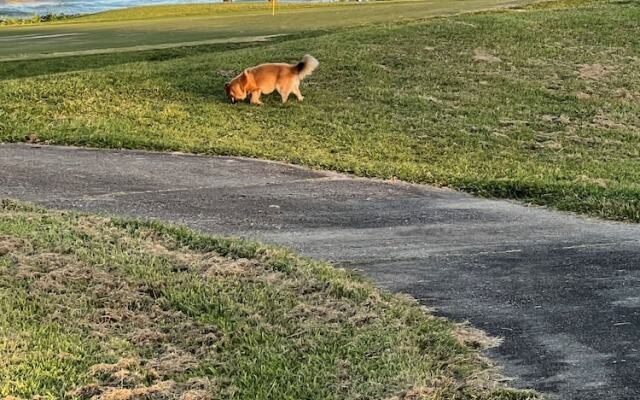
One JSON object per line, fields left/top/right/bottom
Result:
{"left": 0, "top": 200, "right": 537, "bottom": 399}
{"left": 1, "top": 0, "right": 639, "bottom": 222}
{"left": 0, "top": 0, "right": 531, "bottom": 59}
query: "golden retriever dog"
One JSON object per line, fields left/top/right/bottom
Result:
{"left": 224, "top": 54, "right": 319, "bottom": 105}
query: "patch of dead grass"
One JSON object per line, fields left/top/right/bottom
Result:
{"left": 202, "top": 256, "right": 261, "bottom": 278}
{"left": 179, "top": 389, "right": 211, "bottom": 400}
{"left": 578, "top": 63, "right": 615, "bottom": 80}
{"left": 147, "top": 348, "right": 198, "bottom": 376}
{"left": 0, "top": 236, "right": 25, "bottom": 256}
{"left": 614, "top": 88, "right": 638, "bottom": 101}
{"left": 574, "top": 174, "right": 611, "bottom": 188}
{"left": 128, "top": 329, "right": 169, "bottom": 348}
{"left": 1, "top": 229, "right": 221, "bottom": 398}
{"left": 591, "top": 112, "right": 632, "bottom": 131}
{"left": 473, "top": 49, "right": 501, "bottom": 63}
{"left": 453, "top": 323, "right": 502, "bottom": 350}
{"left": 94, "top": 380, "right": 176, "bottom": 400}
{"left": 384, "top": 377, "right": 458, "bottom": 400}
{"left": 540, "top": 114, "right": 571, "bottom": 124}
{"left": 0, "top": 207, "right": 535, "bottom": 399}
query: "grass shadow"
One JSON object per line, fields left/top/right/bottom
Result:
{"left": 0, "top": 37, "right": 294, "bottom": 81}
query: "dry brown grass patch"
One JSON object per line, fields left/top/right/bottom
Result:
{"left": 578, "top": 63, "right": 615, "bottom": 80}
{"left": 128, "top": 328, "right": 169, "bottom": 347}
{"left": 0, "top": 236, "right": 25, "bottom": 256}
{"left": 95, "top": 380, "right": 176, "bottom": 400}
{"left": 147, "top": 348, "right": 199, "bottom": 376}
{"left": 202, "top": 256, "right": 261, "bottom": 278}
{"left": 453, "top": 323, "right": 502, "bottom": 350}
{"left": 473, "top": 49, "right": 502, "bottom": 63}
{"left": 591, "top": 112, "right": 632, "bottom": 131}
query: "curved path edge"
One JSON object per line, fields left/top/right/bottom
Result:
{"left": 1, "top": 143, "right": 639, "bottom": 399}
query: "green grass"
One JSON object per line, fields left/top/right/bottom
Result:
{"left": 0, "top": 0, "right": 532, "bottom": 60}
{"left": 0, "top": 199, "right": 538, "bottom": 399}
{"left": 71, "top": 2, "right": 369, "bottom": 23}
{"left": 0, "top": 0, "right": 639, "bottom": 222}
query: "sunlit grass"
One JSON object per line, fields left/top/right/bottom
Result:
{"left": 0, "top": 200, "right": 538, "bottom": 399}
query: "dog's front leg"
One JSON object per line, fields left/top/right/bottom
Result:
{"left": 250, "top": 91, "right": 263, "bottom": 105}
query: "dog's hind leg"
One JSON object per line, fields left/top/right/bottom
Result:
{"left": 277, "top": 82, "right": 294, "bottom": 103}
{"left": 293, "top": 85, "right": 304, "bottom": 101}
{"left": 250, "top": 91, "right": 263, "bottom": 105}
{"left": 279, "top": 89, "right": 291, "bottom": 103}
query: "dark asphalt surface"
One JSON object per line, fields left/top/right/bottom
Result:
{"left": 1, "top": 143, "right": 639, "bottom": 399}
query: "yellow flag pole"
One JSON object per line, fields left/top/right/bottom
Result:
{"left": 272, "top": 0, "right": 276, "bottom": 16}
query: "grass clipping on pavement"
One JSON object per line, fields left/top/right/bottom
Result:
{"left": 0, "top": 200, "right": 537, "bottom": 399}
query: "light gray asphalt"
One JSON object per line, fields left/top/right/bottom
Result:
{"left": 1, "top": 143, "right": 639, "bottom": 399}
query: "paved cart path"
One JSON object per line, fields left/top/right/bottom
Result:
{"left": 1, "top": 144, "right": 639, "bottom": 399}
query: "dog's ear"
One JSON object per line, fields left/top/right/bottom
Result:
{"left": 242, "top": 68, "right": 257, "bottom": 90}
{"left": 237, "top": 70, "right": 248, "bottom": 86}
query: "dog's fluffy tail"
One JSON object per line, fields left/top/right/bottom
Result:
{"left": 295, "top": 54, "right": 319, "bottom": 80}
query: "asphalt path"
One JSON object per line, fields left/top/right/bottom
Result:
{"left": 1, "top": 143, "right": 639, "bottom": 399}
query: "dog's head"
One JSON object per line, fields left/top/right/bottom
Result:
{"left": 224, "top": 69, "right": 251, "bottom": 104}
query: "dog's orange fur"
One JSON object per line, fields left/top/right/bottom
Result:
{"left": 224, "top": 54, "right": 319, "bottom": 105}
